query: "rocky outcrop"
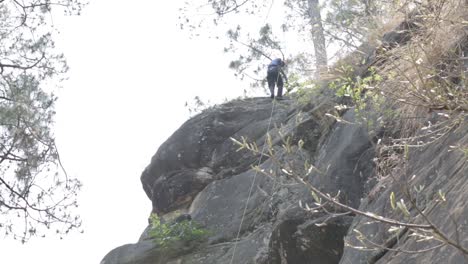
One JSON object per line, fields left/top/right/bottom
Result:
{"left": 140, "top": 98, "right": 296, "bottom": 215}
{"left": 101, "top": 92, "right": 468, "bottom": 264}
{"left": 101, "top": 16, "right": 468, "bottom": 263}
{"left": 101, "top": 92, "right": 380, "bottom": 263}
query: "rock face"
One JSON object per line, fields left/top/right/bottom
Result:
{"left": 100, "top": 6, "right": 468, "bottom": 263}
{"left": 101, "top": 16, "right": 468, "bottom": 260}
{"left": 101, "top": 95, "right": 378, "bottom": 264}
{"left": 101, "top": 92, "right": 468, "bottom": 264}
{"left": 340, "top": 121, "right": 468, "bottom": 264}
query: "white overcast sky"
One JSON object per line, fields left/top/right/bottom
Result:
{"left": 0, "top": 1, "right": 250, "bottom": 263}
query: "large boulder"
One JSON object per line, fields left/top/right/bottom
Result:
{"left": 101, "top": 96, "right": 377, "bottom": 264}
{"left": 140, "top": 98, "right": 296, "bottom": 215}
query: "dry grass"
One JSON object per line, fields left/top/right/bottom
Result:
{"left": 317, "top": 0, "right": 468, "bottom": 181}
{"left": 371, "top": 0, "right": 468, "bottom": 139}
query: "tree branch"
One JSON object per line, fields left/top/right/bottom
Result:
{"left": 0, "top": 53, "right": 46, "bottom": 74}
{"left": 231, "top": 38, "right": 272, "bottom": 61}
{"left": 216, "top": 0, "right": 250, "bottom": 16}
{"left": 0, "top": 96, "right": 13, "bottom": 101}
{"left": 0, "top": 200, "right": 25, "bottom": 211}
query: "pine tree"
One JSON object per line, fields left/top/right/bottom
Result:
{"left": 0, "top": 0, "right": 84, "bottom": 242}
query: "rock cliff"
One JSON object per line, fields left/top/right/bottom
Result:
{"left": 102, "top": 10, "right": 468, "bottom": 264}
{"left": 101, "top": 92, "right": 376, "bottom": 263}
{"left": 101, "top": 90, "right": 467, "bottom": 263}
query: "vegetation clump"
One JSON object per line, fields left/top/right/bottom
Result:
{"left": 148, "top": 214, "right": 209, "bottom": 249}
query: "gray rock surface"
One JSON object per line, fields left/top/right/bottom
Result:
{"left": 140, "top": 98, "right": 295, "bottom": 215}
{"left": 99, "top": 12, "right": 468, "bottom": 262}
{"left": 101, "top": 95, "right": 467, "bottom": 264}
{"left": 307, "top": 110, "right": 374, "bottom": 208}
{"left": 101, "top": 94, "right": 378, "bottom": 264}
{"left": 340, "top": 118, "right": 468, "bottom": 264}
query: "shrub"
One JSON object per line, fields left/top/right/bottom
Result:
{"left": 148, "top": 214, "right": 209, "bottom": 249}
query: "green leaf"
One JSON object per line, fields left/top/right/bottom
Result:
{"left": 230, "top": 137, "right": 242, "bottom": 146}
{"left": 404, "top": 144, "right": 409, "bottom": 160}
{"left": 438, "top": 190, "right": 446, "bottom": 202}
{"left": 311, "top": 191, "right": 321, "bottom": 204}
{"left": 390, "top": 192, "right": 396, "bottom": 210}
{"left": 267, "top": 133, "right": 273, "bottom": 148}
{"left": 396, "top": 199, "right": 410, "bottom": 217}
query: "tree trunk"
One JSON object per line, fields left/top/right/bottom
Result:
{"left": 307, "top": 0, "right": 328, "bottom": 77}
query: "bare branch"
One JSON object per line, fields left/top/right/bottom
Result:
{"left": 0, "top": 53, "right": 46, "bottom": 75}
{"left": 216, "top": 0, "right": 250, "bottom": 16}
{"left": 232, "top": 38, "right": 272, "bottom": 61}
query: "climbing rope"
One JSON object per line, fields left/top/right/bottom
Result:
{"left": 229, "top": 6, "right": 286, "bottom": 258}
{"left": 229, "top": 94, "right": 279, "bottom": 264}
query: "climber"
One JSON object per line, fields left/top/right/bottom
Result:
{"left": 267, "top": 58, "right": 288, "bottom": 99}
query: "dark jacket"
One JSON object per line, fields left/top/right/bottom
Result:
{"left": 268, "top": 58, "right": 284, "bottom": 71}
{"left": 267, "top": 58, "right": 287, "bottom": 83}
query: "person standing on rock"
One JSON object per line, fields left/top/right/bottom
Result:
{"left": 267, "top": 58, "right": 288, "bottom": 99}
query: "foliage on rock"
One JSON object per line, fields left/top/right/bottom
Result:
{"left": 149, "top": 214, "right": 209, "bottom": 249}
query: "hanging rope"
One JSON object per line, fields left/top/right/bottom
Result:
{"left": 228, "top": 5, "right": 286, "bottom": 259}
{"left": 229, "top": 97, "right": 277, "bottom": 264}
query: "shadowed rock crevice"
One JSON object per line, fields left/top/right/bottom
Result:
{"left": 266, "top": 216, "right": 353, "bottom": 264}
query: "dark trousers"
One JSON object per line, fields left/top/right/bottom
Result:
{"left": 267, "top": 69, "right": 283, "bottom": 98}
